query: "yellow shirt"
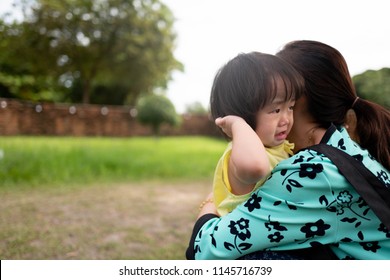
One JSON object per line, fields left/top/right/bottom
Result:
{"left": 213, "top": 141, "right": 294, "bottom": 216}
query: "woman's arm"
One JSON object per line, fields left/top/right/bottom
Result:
{"left": 187, "top": 151, "right": 340, "bottom": 260}
{"left": 216, "top": 116, "right": 270, "bottom": 195}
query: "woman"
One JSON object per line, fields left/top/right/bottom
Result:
{"left": 186, "top": 40, "right": 390, "bottom": 260}
{"left": 277, "top": 40, "right": 390, "bottom": 170}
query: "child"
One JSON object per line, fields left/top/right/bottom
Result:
{"left": 209, "top": 52, "right": 304, "bottom": 216}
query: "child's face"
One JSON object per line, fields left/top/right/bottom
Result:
{"left": 254, "top": 82, "right": 295, "bottom": 148}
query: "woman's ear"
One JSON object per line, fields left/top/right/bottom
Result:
{"left": 345, "top": 109, "right": 360, "bottom": 143}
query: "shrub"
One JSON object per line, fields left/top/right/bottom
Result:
{"left": 136, "top": 94, "right": 181, "bottom": 135}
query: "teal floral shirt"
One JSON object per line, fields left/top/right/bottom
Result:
{"left": 187, "top": 125, "right": 390, "bottom": 260}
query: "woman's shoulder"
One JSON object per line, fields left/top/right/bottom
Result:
{"left": 290, "top": 125, "right": 363, "bottom": 160}
{"left": 288, "top": 125, "right": 389, "bottom": 187}
{"left": 276, "top": 124, "right": 388, "bottom": 177}
{"left": 327, "top": 126, "right": 389, "bottom": 177}
{"left": 272, "top": 126, "right": 351, "bottom": 178}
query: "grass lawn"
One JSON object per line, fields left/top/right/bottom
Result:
{"left": 0, "top": 136, "right": 226, "bottom": 259}
{"left": 0, "top": 136, "right": 225, "bottom": 188}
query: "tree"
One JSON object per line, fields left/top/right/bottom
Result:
{"left": 353, "top": 68, "right": 390, "bottom": 109}
{"left": 136, "top": 94, "right": 181, "bottom": 136}
{"left": 185, "top": 101, "right": 208, "bottom": 115}
{"left": 0, "top": 0, "right": 183, "bottom": 105}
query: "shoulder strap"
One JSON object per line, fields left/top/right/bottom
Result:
{"left": 310, "top": 144, "right": 390, "bottom": 230}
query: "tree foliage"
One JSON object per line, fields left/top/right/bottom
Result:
{"left": 136, "top": 94, "right": 181, "bottom": 136}
{"left": 185, "top": 101, "right": 208, "bottom": 115}
{"left": 0, "top": 0, "right": 182, "bottom": 105}
{"left": 353, "top": 68, "right": 390, "bottom": 109}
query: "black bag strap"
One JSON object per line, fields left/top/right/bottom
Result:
{"left": 310, "top": 144, "right": 390, "bottom": 230}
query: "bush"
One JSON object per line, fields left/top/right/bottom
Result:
{"left": 136, "top": 94, "right": 181, "bottom": 135}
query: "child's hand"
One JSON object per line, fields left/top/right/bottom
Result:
{"left": 215, "top": 116, "right": 247, "bottom": 138}
{"left": 198, "top": 192, "right": 219, "bottom": 218}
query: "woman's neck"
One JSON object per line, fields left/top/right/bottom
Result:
{"left": 306, "top": 125, "right": 326, "bottom": 146}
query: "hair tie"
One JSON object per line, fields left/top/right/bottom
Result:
{"left": 351, "top": 97, "right": 359, "bottom": 108}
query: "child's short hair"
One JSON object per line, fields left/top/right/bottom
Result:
{"left": 210, "top": 52, "right": 304, "bottom": 132}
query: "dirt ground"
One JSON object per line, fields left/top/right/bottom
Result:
{"left": 0, "top": 181, "right": 211, "bottom": 259}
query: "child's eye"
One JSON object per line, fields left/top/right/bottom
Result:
{"left": 289, "top": 105, "right": 294, "bottom": 111}
{"left": 270, "top": 108, "right": 281, "bottom": 114}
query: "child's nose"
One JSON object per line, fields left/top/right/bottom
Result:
{"left": 280, "top": 112, "right": 291, "bottom": 126}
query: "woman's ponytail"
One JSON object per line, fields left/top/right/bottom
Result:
{"left": 353, "top": 98, "right": 390, "bottom": 171}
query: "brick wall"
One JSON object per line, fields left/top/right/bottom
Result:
{"left": 0, "top": 98, "right": 220, "bottom": 137}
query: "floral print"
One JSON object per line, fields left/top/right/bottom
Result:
{"left": 265, "top": 216, "right": 287, "bottom": 243}
{"left": 300, "top": 219, "right": 331, "bottom": 239}
{"left": 377, "top": 170, "right": 390, "bottom": 188}
{"left": 228, "top": 218, "right": 251, "bottom": 240}
{"left": 337, "top": 191, "right": 353, "bottom": 204}
{"left": 280, "top": 162, "right": 323, "bottom": 193}
{"left": 320, "top": 190, "right": 371, "bottom": 222}
{"left": 299, "top": 163, "right": 324, "bottom": 179}
{"left": 360, "top": 241, "right": 381, "bottom": 253}
{"left": 244, "top": 193, "right": 262, "bottom": 212}
{"left": 188, "top": 125, "right": 390, "bottom": 260}
{"left": 224, "top": 218, "right": 252, "bottom": 253}
{"left": 378, "top": 224, "right": 390, "bottom": 238}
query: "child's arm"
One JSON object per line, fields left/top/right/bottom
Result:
{"left": 215, "top": 116, "right": 270, "bottom": 195}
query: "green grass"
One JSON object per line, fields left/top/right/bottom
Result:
{"left": 0, "top": 136, "right": 226, "bottom": 259}
{"left": 0, "top": 136, "right": 226, "bottom": 189}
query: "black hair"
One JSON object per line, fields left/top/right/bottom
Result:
{"left": 277, "top": 40, "right": 390, "bottom": 170}
{"left": 210, "top": 52, "right": 304, "bottom": 132}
